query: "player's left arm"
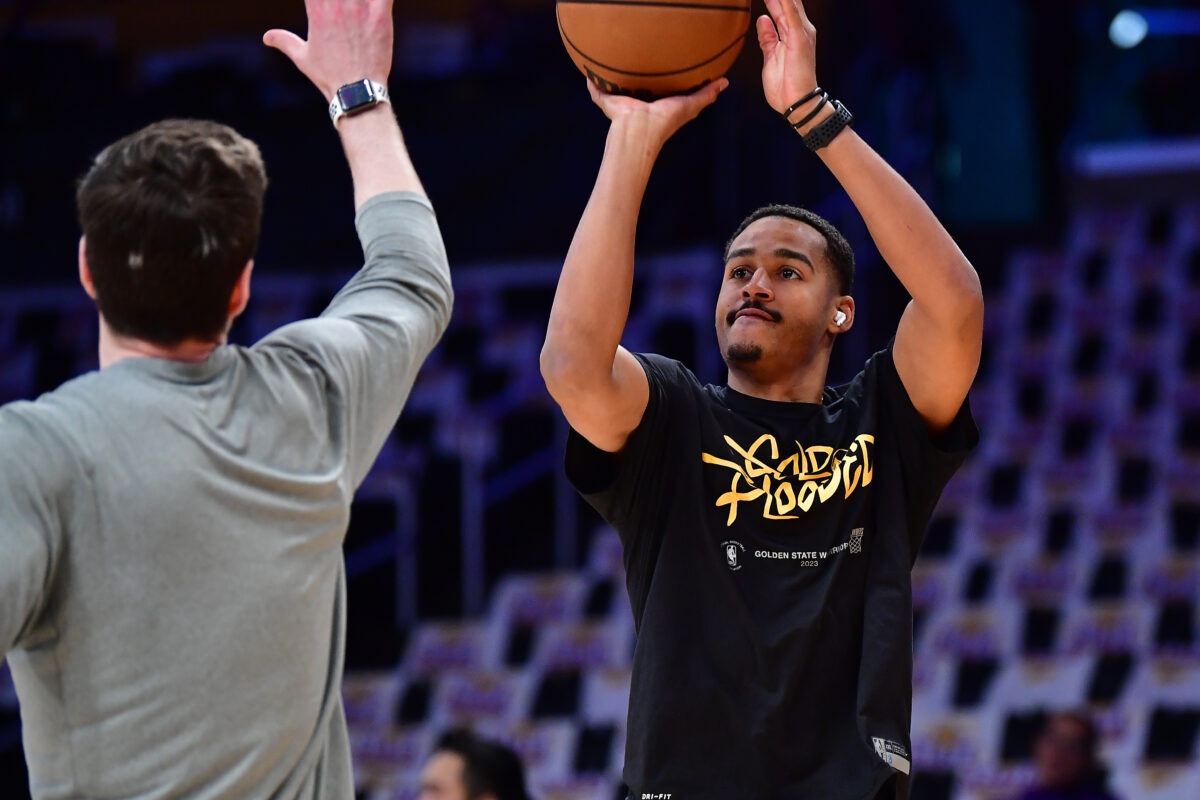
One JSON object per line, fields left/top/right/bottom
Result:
{"left": 759, "top": 0, "right": 983, "bottom": 433}
{"left": 0, "top": 419, "right": 63, "bottom": 657}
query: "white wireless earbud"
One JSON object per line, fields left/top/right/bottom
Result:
{"left": 834, "top": 310, "right": 847, "bottom": 326}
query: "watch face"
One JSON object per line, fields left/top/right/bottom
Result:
{"left": 337, "top": 80, "right": 375, "bottom": 111}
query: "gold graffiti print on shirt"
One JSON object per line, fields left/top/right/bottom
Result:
{"left": 701, "top": 432, "right": 875, "bottom": 525}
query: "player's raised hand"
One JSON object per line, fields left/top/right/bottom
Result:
{"left": 586, "top": 78, "right": 727, "bottom": 149}
{"left": 757, "top": 0, "right": 819, "bottom": 116}
{"left": 264, "top": 0, "right": 394, "bottom": 102}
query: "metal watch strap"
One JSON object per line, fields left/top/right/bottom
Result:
{"left": 802, "top": 101, "right": 854, "bottom": 151}
{"left": 328, "top": 79, "right": 391, "bottom": 127}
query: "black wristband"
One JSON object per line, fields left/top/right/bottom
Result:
{"left": 782, "top": 87, "right": 824, "bottom": 119}
{"left": 791, "top": 95, "right": 829, "bottom": 130}
{"left": 802, "top": 101, "right": 854, "bottom": 151}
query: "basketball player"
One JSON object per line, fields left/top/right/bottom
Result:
{"left": 0, "top": 1, "right": 450, "bottom": 796}
{"left": 540, "top": 1, "right": 982, "bottom": 798}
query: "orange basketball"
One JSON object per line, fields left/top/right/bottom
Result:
{"left": 556, "top": 0, "right": 752, "bottom": 100}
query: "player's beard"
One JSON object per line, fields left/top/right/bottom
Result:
{"left": 723, "top": 303, "right": 779, "bottom": 365}
{"left": 725, "top": 343, "right": 763, "bottom": 363}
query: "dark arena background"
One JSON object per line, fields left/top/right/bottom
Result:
{"left": 2, "top": 1, "right": 1199, "bottom": 798}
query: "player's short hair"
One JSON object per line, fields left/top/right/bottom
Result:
{"left": 76, "top": 119, "right": 267, "bottom": 346}
{"left": 724, "top": 204, "right": 855, "bottom": 296}
{"left": 434, "top": 729, "right": 532, "bottom": 800}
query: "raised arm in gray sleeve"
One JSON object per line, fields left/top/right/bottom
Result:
{"left": 0, "top": 413, "right": 65, "bottom": 658}
{"left": 255, "top": 191, "right": 452, "bottom": 487}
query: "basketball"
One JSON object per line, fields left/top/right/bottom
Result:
{"left": 556, "top": 0, "right": 752, "bottom": 100}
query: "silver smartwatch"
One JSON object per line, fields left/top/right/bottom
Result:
{"left": 328, "top": 79, "right": 391, "bottom": 127}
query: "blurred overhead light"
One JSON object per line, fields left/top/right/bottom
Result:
{"left": 1110, "top": 10, "right": 1148, "bottom": 48}
{"left": 1110, "top": 7, "right": 1200, "bottom": 49}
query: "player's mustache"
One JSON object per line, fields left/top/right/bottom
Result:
{"left": 727, "top": 301, "right": 782, "bottom": 326}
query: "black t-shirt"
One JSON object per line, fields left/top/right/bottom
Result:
{"left": 566, "top": 345, "right": 978, "bottom": 800}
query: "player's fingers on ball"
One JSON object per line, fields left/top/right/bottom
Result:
{"left": 586, "top": 78, "right": 604, "bottom": 103}
{"left": 679, "top": 86, "right": 709, "bottom": 111}
{"left": 687, "top": 79, "right": 724, "bottom": 113}
{"left": 708, "top": 77, "right": 730, "bottom": 99}
{"left": 692, "top": 77, "right": 725, "bottom": 97}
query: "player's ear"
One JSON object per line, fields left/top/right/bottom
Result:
{"left": 228, "top": 260, "right": 254, "bottom": 320}
{"left": 829, "top": 296, "right": 854, "bottom": 335}
{"left": 78, "top": 236, "right": 97, "bottom": 300}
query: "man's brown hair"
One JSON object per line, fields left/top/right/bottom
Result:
{"left": 76, "top": 119, "right": 267, "bottom": 346}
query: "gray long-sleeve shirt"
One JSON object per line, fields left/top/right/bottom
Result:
{"left": 0, "top": 192, "right": 451, "bottom": 799}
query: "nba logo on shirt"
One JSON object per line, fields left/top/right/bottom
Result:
{"left": 722, "top": 541, "right": 745, "bottom": 571}
{"left": 872, "top": 737, "right": 911, "bottom": 775}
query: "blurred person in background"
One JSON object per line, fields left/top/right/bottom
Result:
{"left": 418, "top": 729, "right": 532, "bottom": 800}
{"left": 0, "top": 0, "right": 451, "bottom": 797}
{"left": 1014, "top": 712, "right": 1121, "bottom": 800}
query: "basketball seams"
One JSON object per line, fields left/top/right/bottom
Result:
{"left": 556, "top": 8, "right": 749, "bottom": 78}
{"left": 556, "top": 0, "right": 749, "bottom": 95}
{"left": 559, "top": 22, "right": 747, "bottom": 78}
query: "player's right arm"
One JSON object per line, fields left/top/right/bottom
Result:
{"left": 541, "top": 80, "right": 725, "bottom": 453}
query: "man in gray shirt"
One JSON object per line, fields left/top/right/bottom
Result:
{"left": 0, "top": 1, "right": 451, "bottom": 797}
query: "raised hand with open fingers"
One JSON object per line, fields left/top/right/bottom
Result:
{"left": 263, "top": 0, "right": 394, "bottom": 102}
{"left": 757, "top": 0, "right": 819, "bottom": 117}
{"left": 586, "top": 78, "right": 728, "bottom": 152}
